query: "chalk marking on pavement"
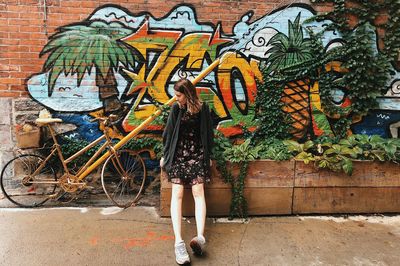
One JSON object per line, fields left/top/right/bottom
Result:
{"left": 90, "top": 236, "right": 99, "bottom": 246}
{"left": 89, "top": 231, "right": 174, "bottom": 250}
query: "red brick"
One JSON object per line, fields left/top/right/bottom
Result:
{"left": 80, "top": 1, "right": 100, "bottom": 8}
{"left": 0, "top": 64, "right": 19, "bottom": 72}
{"left": 0, "top": 52, "right": 21, "bottom": 59}
{"left": 313, "top": 3, "right": 334, "bottom": 13}
{"left": 11, "top": 72, "right": 29, "bottom": 79}
{"left": 0, "top": 91, "right": 20, "bottom": 97}
{"left": 20, "top": 65, "right": 41, "bottom": 72}
{"left": 0, "top": 39, "right": 21, "bottom": 45}
{"left": 21, "top": 12, "right": 43, "bottom": 20}
{"left": 29, "top": 33, "right": 47, "bottom": 39}
{"left": 2, "top": 0, "right": 18, "bottom": 5}
{"left": 0, "top": 31, "right": 8, "bottom": 38}
{"left": 0, "top": 11, "right": 19, "bottom": 19}
{"left": 0, "top": 25, "right": 13, "bottom": 32}
{"left": 46, "top": 0, "right": 61, "bottom": 6}
{"left": 19, "top": 58, "right": 44, "bottom": 66}
{"left": 10, "top": 84, "right": 26, "bottom": 91}
{"left": 60, "top": 1, "right": 81, "bottom": 7}
{"left": 374, "top": 13, "right": 389, "bottom": 26}
{"left": 8, "top": 32, "right": 31, "bottom": 39}
{"left": 20, "top": 0, "right": 40, "bottom": 5}
{"left": 22, "top": 39, "right": 47, "bottom": 46}
{"left": 0, "top": 77, "right": 22, "bottom": 85}
{"left": 0, "top": 72, "right": 9, "bottom": 77}
{"left": 8, "top": 19, "right": 44, "bottom": 26}
{"left": 346, "top": 13, "right": 359, "bottom": 29}
{"left": 19, "top": 25, "right": 42, "bottom": 32}
{"left": 29, "top": 46, "right": 44, "bottom": 53}
{"left": 7, "top": 5, "right": 40, "bottom": 13}
{"left": 5, "top": 45, "right": 30, "bottom": 52}
{"left": 0, "top": 59, "right": 10, "bottom": 64}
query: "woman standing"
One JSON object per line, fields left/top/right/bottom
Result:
{"left": 161, "top": 78, "right": 214, "bottom": 265}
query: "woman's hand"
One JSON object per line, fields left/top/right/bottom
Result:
{"left": 160, "top": 157, "right": 165, "bottom": 168}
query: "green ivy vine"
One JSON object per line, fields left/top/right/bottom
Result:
{"left": 253, "top": 76, "right": 291, "bottom": 141}
{"left": 309, "top": 0, "right": 398, "bottom": 137}
{"left": 212, "top": 134, "right": 255, "bottom": 219}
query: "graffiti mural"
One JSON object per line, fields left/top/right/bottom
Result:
{"left": 26, "top": 3, "right": 400, "bottom": 141}
{"left": 352, "top": 76, "right": 400, "bottom": 137}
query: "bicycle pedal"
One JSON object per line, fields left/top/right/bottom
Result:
{"left": 48, "top": 193, "right": 60, "bottom": 199}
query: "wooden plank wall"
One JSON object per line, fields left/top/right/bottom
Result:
{"left": 160, "top": 160, "right": 295, "bottom": 217}
{"left": 293, "top": 161, "right": 400, "bottom": 214}
{"left": 160, "top": 160, "right": 400, "bottom": 217}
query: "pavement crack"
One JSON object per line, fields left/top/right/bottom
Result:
{"left": 237, "top": 221, "right": 249, "bottom": 266}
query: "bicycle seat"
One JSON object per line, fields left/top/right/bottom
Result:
{"left": 35, "top": 118, "right": 63, "bottom": 125}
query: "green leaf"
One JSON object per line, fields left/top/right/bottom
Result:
{"left": 324, "top": 148, "right": 336, "bottom": 155}
{"left": 304, "top": 140, "right": 315, "bottom": 151}
{"left": 318, "top": 160, "right": 329, "bottom": 168}
{"left": 342, "top": 158, "right": 353, "bottom": 175}
{"left": 372, "top": 150, "right": 386, "bottom": 161}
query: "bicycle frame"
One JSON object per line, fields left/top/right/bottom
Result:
{"left": 28, "top": 122, "right": 117, "bottom": 185}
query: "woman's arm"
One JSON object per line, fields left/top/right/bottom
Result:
{"left": 161, "top": 103, "right": 179, "bottom": 167}
{"left": 205, "top": 103, "right": 214, "bottom": 153}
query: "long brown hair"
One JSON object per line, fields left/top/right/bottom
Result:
{"left": 174, "top": 78, "right": 202, "bottom": 114}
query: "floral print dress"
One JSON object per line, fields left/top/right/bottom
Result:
{"left": 167, "top": 109, "right": 210, "bottom": 186}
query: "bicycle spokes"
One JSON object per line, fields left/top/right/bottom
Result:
{"left": 101, "top": 150, "right": 147, "bottom": 208}
{"left": 0, "top": 154, "right": 58, "bottom": 207}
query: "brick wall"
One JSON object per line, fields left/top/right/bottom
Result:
{"left": 1, "top": 0, "right": 328, "bottom": 98}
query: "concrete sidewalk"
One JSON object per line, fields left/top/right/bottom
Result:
{"left": 0, "top": 207, "right": 399, "bottom": 266}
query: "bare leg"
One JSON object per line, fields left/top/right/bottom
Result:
{"left": 192, "top": 183, "right": 206, "bottom": 238}
{"left": 170, "top": 183, "right": 184, "bottom": 244}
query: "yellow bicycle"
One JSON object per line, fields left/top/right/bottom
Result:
{"left": 0, "top": 114, "right": 146, "bottom": 208}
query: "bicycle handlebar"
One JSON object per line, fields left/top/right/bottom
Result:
{"left": 89, "top": 114, "right": 120, "bottom": 127}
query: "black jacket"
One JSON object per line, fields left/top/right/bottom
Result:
{"left": 162, "top": 102, "right": 214, "bottom": 172}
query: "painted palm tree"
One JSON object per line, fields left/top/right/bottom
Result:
{"left": 40, "top": 20, "right": 137, "bottom": 114}
{"left": 265, "top": 14, "right": 314, "bottom": 140}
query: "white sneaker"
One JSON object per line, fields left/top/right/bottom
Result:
{"left": 175, "top": 241, "right": 190, "bottom": 265}
{"left": 190, "top": 235, "right": 206, "bottom": 256}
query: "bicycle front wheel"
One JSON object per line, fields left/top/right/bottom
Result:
{"left": 101, "top": 150, "right": 146, "bottom": 208}
{"left": 0, "top": 154, "right": 57, "bottom": 207}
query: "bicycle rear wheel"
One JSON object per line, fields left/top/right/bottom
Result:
{"left": 0, "top": 154, "right": 57, "bottom": 207}
{"left": 101, "top": 149, "right": 146, "bottom": 208}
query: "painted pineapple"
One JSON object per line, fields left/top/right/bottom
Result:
{"left": 265, "top": 14, "right": 314, "bottom": 140}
